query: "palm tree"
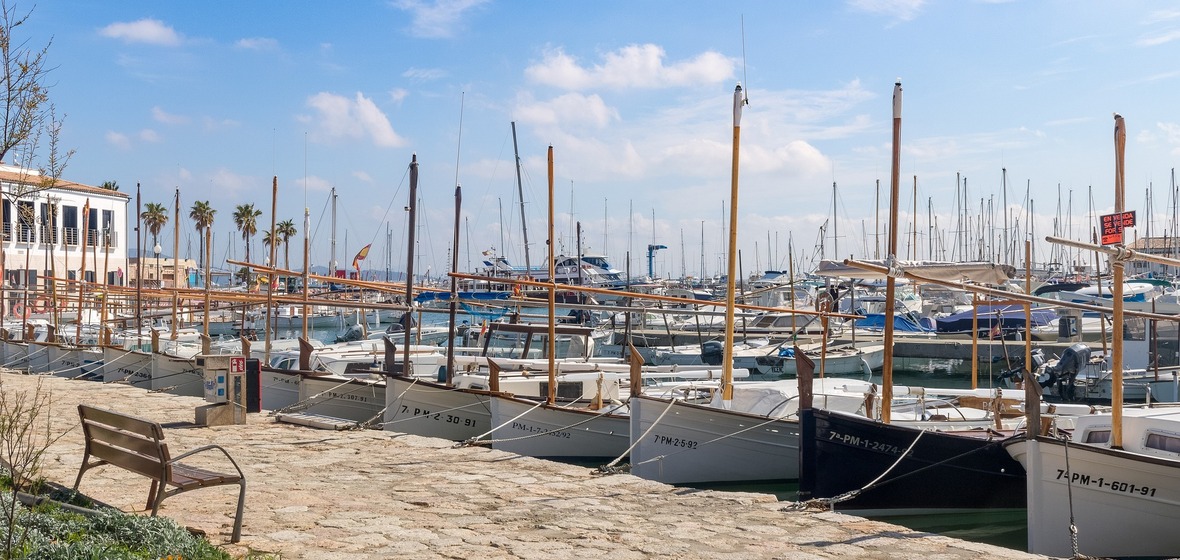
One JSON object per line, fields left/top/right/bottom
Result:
{"left": 189, "top": 201, "right": 215, "bottom": 269}
{"left": 141, "top": 202, "right": 169, "bottom": 288}
{"left": 99, "top": 181, "right": 119, "bottom": 191}
{"left": 232, "top": 203, "right": 263, "bottom": 265}
{"left": 276, "top": 219, "right": 297, "bottom": 270}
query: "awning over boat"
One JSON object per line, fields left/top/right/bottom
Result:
{"left": 815, "top": 259, "right": 1015, "bottom": 285}
{"left": 414, "top": 291, "right": 512, "bottom": 304}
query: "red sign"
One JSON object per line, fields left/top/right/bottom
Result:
{"left": 1100, "top": 211, "right": 1136, "bottom": 245}
{"left": 230, "top": 357, "right": 246, "bottom": 374}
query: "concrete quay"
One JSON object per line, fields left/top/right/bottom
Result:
{"left": 2, "top": 371, "right": 1047, "bottom": 560}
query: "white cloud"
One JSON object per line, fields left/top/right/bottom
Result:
{"left": 304, "top": 92, "right": 406, "bottom": 148}
{"left": 138, "top": 129, "right": 162, "bottom": 143}
{"left": 352, "top": 171, "right": 374, "bottom": 183}
{"left": 106, "top": 131, "right": 131, "bottom": 149}
{"left": 392, "top": 0, "right": 489, "bottom": 39}
{"left": 847, "top": 0, "right": 925, "bottom": 22}
{"left": 202, "top": 116, "right": 240, "bottom": 131}
{"left": 298, "top": 175, "right": 334, "bottom": 192}
{"left": 514, "top": 92, "right": 618, "bottom": 129}
{"left": 1137, "top": 29, "right": 1180, "bottom": 47}
{"left": 209, "top": 168, "right": 254, "bottom": 195}
{"left": 1144, "top": 10, "right": 1180, "bottom": 24}
{"left": 389, "top": 88, "right": 409, "bottom": 104}
{"left": 525, "top": 44, "right": 734, "bottom": 90}
{"left": 236, "top": 37, "right": 280, "bottom": 51}
{"left": 152, "top": 106, "right": 189, "bottom": 125}
{"left": 402, "top": 67, "right": 446, "bottom": 82}
{"left": 99, "top": 19, "right": 182, "bottom": 46}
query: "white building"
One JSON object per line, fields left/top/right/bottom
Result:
{"left": 0, "top": 164, "right": 130, "bottom": 293}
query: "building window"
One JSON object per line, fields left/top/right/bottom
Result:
{"left": 17, "top": 201, "right": 34, "bottom": 243}
{"left": 62, "top": 205, "right": 77, "bottom": 245}
{"left": 39, "top": 202, "right": 58, "bottom": 244}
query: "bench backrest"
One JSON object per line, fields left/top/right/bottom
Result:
{"left": 78, "top": 404, "right": 173, "bottom": 481}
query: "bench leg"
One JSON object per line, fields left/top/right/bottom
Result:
{"left": 149, "top": 480, "right": 166, "bottom": 514}
{"left": 231, "top": 479, "right": 246, "bottom": 543}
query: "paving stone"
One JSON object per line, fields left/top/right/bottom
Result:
{"left": 1, "top": 371, "right": 1049, "bottom": 559}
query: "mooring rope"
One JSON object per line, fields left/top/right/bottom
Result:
{"left": 593, "top": 396, "right": 680, "bottom": 475}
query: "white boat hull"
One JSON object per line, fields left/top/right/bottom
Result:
{"left": 383, "top": 376, "right": 491, "bottom": 441}
{"left": 488, "top": 395, "right": 629, "bottom": 459}
{"left": 297, "top": 375, "right": 384, "bottom": 424}
{"left": 26, "top": 341, "right": 52, "bottom": 373}
{"left": 102, "top": 346, "right": 153, "bottom": 388}
{"left": 260, "top": 368, "right": 303, "bottom": 412}
{"left": 3, "top": 340, "right": 28, "bottom": 369}
{"left": 1007, "top": 437, "right": 1180, "bottom": 558}
{"left": 151, "top": 353, "right": 203, "bottom": 397}
{"left": 628, "top": 394, "right": 800, "bottom": 484}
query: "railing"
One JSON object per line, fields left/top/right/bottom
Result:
{"left": 38, "top": 224, "right": 58, "bottom": 245}
{"left": 63, "top": 226, "right": 78, "bottom": 246}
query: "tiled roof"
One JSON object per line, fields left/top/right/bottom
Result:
{"left": 0, "top": 167, "right": 130, "bottom": 200}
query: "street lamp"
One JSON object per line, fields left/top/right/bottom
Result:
{"left": 153, "top": 242, "right": 162, "bottom": 289}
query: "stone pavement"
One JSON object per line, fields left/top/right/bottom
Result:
{"left": 2, "top": 371, "right": 1048, "bottom": 559}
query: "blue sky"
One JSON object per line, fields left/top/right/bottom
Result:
{"left": 20, "top": 0, "right": 1180, "bottom": 280}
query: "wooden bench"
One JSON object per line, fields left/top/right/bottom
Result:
{"left": 72, "top": 404, "right": 246, "bottom": 542}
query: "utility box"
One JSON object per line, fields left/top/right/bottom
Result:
{"left": 195, "top": 354, "right": 248, "bottom": 426}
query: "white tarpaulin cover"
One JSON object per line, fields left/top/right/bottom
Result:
{"left": 815, "top": 259, "right": 1015, "bottom": 285}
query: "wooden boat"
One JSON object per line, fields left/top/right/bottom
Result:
{"left": 1005, "top": 407, "right": 1180, "bottom": 557}
{"left": 1005, "top": 114, "right": 1180, "bottom": 558}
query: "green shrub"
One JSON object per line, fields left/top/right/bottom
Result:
{"left": 0, "top": 496, "right": 237, "bottom": 560}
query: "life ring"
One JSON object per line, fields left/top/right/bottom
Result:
{"left": 512, "top": 284, "right": 522, "bottom": 297}
{"left": 32, "top": 296, "right": 50, "bottom": 314}
{"left": 12, "top": 303, "right": 26, "bottom": 319}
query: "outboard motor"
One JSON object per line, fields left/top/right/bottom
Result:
{"left": 700, "top": 340, "right": 725, "bottom": 366}
{"left": 997, "top": 348, "right": 1047, "bottom": 387}
{"left": 1042, "top": 343, "right": 1091, "bottom": 401}
{"left": 335, "top": 324, "right": 364, "bottom": 343}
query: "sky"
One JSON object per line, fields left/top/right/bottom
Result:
{"left": 17, "top": 0, "right": 1180, "bottom": 282}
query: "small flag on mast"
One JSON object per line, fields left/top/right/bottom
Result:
{"left": 352, "top": 243, "right": 372, "bottom": 273}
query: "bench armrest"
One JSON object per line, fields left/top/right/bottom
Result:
{"left": 167, "top": 444, "right": 245, "bottom": 480}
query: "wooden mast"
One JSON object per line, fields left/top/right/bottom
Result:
{"left": 882, "top": 80, "right": 902, "bottom": 423}
{"left": 720, "top": 82, "right": 746, "bottom": 404}
{"left": 171, "top": 188, "right": 180, "bottom": 341}
{"left": 546, "top": 146, "right": 557, "bottom": 405}
{"left": 402, "top": 155, "right": 419, "bottom": 376}
{"left": 264, "top": 177, "right": 278, "bottom": 363}
{"left": 445, "top": 184, "right": 461, "bottom": 385}
{"left": 512, "top": 122, "right": 532, "bottom": 275}
{"left": 76, "top": 199, "right": 89, "bottom": 345}
{"left": 1112, "top": 113, "right": 1126, "bottom": 448}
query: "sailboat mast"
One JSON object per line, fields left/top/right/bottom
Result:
{"left": 882, "top": 80, "right": 903, "bottom": 424}
{"left": 330, "top": 187, "right": 337, "bottom": 275}
{"left": 721, "top": 83, "right": 746, "bottom": 403}
{"left": 1112, "top": 113, "right": 1127, "bottom": 448}
{"left": 403, "top": 155, "right": 419, "bottom": 375}
{"left": 445, "top": 184, "right": 461, "bottom": 385}
{"left": 172, "top": 187, "right": 180, "bottom": 340}
{"left": 1003, "top": 168, "right": 1009, "bottom": 266}
{"left": 546, "top": 146, "right": 557, "bottom": 405}
{"left": 511, "top": 122, "right": 531, "bottom": 275}
{"left": 264, "top": 177, "right": 278, "bottom": 362}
